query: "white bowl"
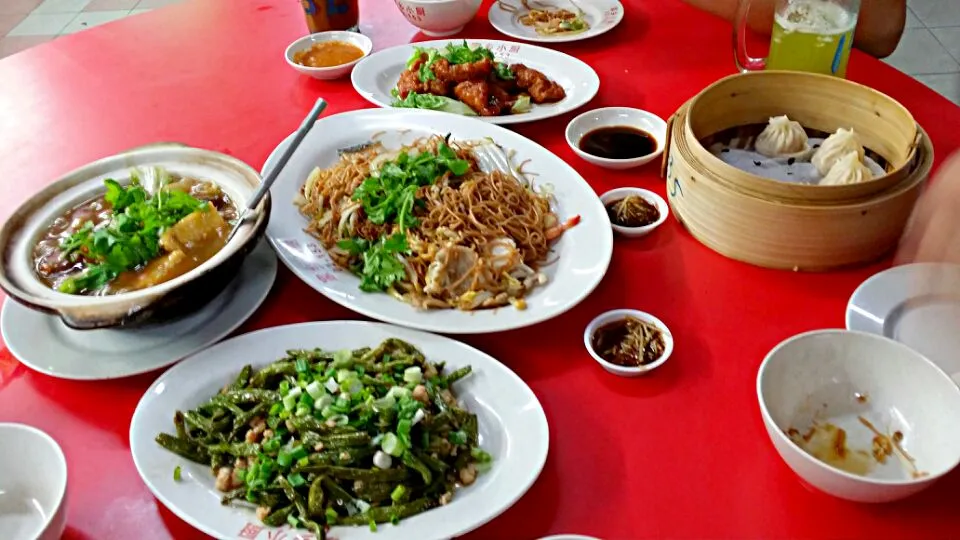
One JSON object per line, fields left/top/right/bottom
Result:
{"left": 758, "top": 330, "right": 960, "bottom": 503}
{"left": 0, "top": 424, "right": 67, "bottom": 540}
{"left": 284, "top": 31, "right": 373, "bottom": 80}
{"left": 394, "top": 0, "right": 482, "bottom": 36}
{"left": 583, "top": 309, "right": 673, "bottom": 377}
{"left": 599, "top": 187, "right": 668, "bottom": 238}
{"left": 565, "top": 107, "right": 668, "bottom": 170}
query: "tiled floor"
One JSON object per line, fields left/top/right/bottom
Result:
{"left": 883, "top": 0, "right": 960, "bottom": 104}
{"left": 2, "top": 0, "right": 960, "bottom": 105}
{"left": 0, "top": 0, "right": 178, "bottom": 58}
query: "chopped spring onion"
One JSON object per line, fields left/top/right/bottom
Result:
{"left": 448, "top": 430, "right": 468, "bottom": 445}
{"left": 326, "top": 507, "right": 339, "bottom": 524}
{"left": 325, "top": 377, "right": 340, "bottom": 394}
{"left": 372, "top": 395, "right": 396, "bottom": 411}
{"left": 390, "top": 485, "right": 406, "bottom": 502}
{"left": 346, "top": 378, "right": 363, "bottom": 395}
{"left": 372, "top": 450, "right": 392, "bottom": 469}
{"left": 387, "top": 386, "right": 411, "bottom": 400}
{"left": 287, "top": 386, "right": 302, "bottom": 400}
{"left": 403, "top": 366, "right": 422, "bottom": 384}
{"left": 268, "top": 402, "right": 283, "bottom": 416}
{"left": 279, "top": 380, "right": 290, "bottom": 395}
{"left": 336, "top": 369, "right": 356, "bottom": 383}
{"left": 355, "top": 499, "right": 372, "bottom": 514}
{"left": 282, "top": 394, "right": 297, "bottom": 412}
{"left": 411, "top": 408, "right": 425, "bottom": 426}
{"left": 332, "top": 349, "right": 353, "bottom": 367}
{"left": 277, "top": 450, "right": 293, "bottom": 468}
{"left": 287, "top": 472, "right": 306, "bottom": 487}
{"left": 305, "top": 380, "right": 324, "bottom": 401}
{"left": 294, "top": 357, "right": 310, "bottom": 373}
{"left": 369, "top": 519, "right": 378, "bottom": 532}
{"left": 173, "top": 465, "right": 182, "bottom": 481}
{"left": 287, "top": 513, "right": 299, "bottom": 528}
{"left": 295, "top": 403, "right": 311, "bottom": 417}
{"left": 329, "top": 414, "right": 349, "bottom": 426}
{"left": 381, "top": 432, "right": 405, "bottom": 457}
{"left": 297, "top": 456, "right": 310, "bottom": 468}
{"left": 291, "top": 445, "right": 309, "bottom": 461}
{"left": 314, "top": 394, "right": 334, "bottom": 411}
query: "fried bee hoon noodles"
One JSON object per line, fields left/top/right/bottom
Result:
{"left": 296, "top": 135, "right": 580, "bottom": 311}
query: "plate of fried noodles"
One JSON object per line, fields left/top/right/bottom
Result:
{"left": 264, "top": 108, "right": 612, "bottom": 334}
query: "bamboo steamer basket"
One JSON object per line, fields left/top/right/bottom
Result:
{"left": 685, "top": 71, "right": 921, "bottom": 204}
{"left": 663, "top": 100, "right": 932, "bottom": 272}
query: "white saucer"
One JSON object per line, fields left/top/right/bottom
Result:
{"left": 847, "top": 263, "right": 960, "bottom": 381}
{"left": 1, "top": 241, "right": 277, "bottom": 381}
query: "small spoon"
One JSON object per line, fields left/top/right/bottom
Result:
{"left": 227, "top": 97, "right": 328, "bottom": 242}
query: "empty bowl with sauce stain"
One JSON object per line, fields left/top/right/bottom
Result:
{"left": 0, "top": 424, "right": 67, "bottom": 540}
{"left": 565, "top": 107, "right": 668, "bottom": 170}
{"left": 758, "top": 329, "right": 960, "bottom": 503}
{"left": 0, "top": 143, "right": 269, "bottom": 330}
{"left": 584, "top": 309, "right": 673, "bottom": 377}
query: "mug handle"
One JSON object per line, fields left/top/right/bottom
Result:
{"left": 734, "top": 0, "right": 766, "bottom": 72}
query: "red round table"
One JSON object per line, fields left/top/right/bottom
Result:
{"left": 1, "top": 1, "right": 958, "bottom": 538}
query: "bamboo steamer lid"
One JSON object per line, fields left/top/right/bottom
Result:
{"left": 685, "top": 71, "right": 920, "bottom": 205}
{"left": 663, "top": 100, "right": 932, "bottom": 272}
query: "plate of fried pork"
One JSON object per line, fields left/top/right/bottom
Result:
{"left": 350, "top": 39, "right": 599, "bottom": 125}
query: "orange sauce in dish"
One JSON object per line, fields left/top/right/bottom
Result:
{"left": 293, "top": 40, "right": 364, "bottom": 68}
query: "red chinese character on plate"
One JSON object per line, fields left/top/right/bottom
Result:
{"left": 316, "top": 272, "right": 336, "bottom": 283}
{"left": 265, "top": 528, "right": 289, "bottom": 540}
{"left": 237, "top": 523, "right": 263, "bottom": 540}
{"left": 509, "top": 45, "right": 520, "bottom": 53}
{"left": 292, "top": 532, "right": 316, "bottom": 540}
{"left": 416, "top": 6, "right": 425, "bottom": 16}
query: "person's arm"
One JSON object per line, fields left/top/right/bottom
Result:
{"left": 681, "top": 0, "right": 906, "bottom": 59}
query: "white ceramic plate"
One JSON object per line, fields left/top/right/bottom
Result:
{"left": 847, "top": 263, "right": 960, "bottom": 382}
{"left": 130, "top": 321, "right": 549, "bottom": 540}
{"left": 263, "top": 108, "right": 612, "bottom": 334}
{"left": 2, "top": 241, "right": 277, "bottom": 380}
{"left": 487, "top": 0, "right": 624, "bottom": 43}
{"left": 350, "top": 39, "right": 600, "bottom": 125}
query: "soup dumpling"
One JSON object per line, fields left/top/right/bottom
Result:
{"left": 755, "top": 115, "right": 810, "bottom": 157}
{"left": 812, "top": 127, "right": 865, "bottom": 175}
{"left": 820, "top": 151, "right": 874, "bottom": 186}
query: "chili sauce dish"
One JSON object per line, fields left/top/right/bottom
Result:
{"left": 285, "top": 31, "right": 374, "bottom": 81}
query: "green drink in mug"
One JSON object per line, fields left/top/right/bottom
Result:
{"left": 734, "top": 0, "right": 860, "bottom": 77}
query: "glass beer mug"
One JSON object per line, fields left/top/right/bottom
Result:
{"left": 734, "top": 0, "right": 861, "bottom": 78}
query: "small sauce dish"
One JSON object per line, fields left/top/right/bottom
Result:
{"left": 565, "top": 107, "right": 668, "bottom": 170}
{"left": 584, "top": 309, "right": 673, "bottom": 377}
{"left": 599, "top": 187, "right": 668, "bottom": 238}
{"left": 0, "top": 424, "right": 68, "bottom": 540}
{"left": 285, "top": 31, "right": 373, "bottom": 80}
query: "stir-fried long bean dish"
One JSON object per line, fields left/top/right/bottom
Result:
{"left": 155, "top": 338, "right": 491, "bottom": 537}
{"left": 296, "top": 134, "right": 580, "bottom": 311}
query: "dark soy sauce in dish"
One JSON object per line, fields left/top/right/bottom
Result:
{"left": 579, "top": 126, "right": 657, "bottom": 160}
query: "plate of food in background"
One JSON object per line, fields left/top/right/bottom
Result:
{"left": 130, "top": 320, "right": 549, "bottom": 539}
{"left": 350, "top": 40, "right": 599, "bottom": 125}
{"left": 487, "top": 0, "right": 624, "bottom": 43}
{"left": 263, "top": 108, "right": 612, "bottom": 334}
